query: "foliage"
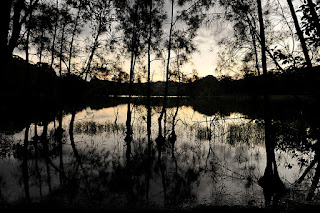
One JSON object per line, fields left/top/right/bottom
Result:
{"left": 299, "top": 0, "right": 320, "bottom": 48}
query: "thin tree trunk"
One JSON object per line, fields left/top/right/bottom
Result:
{"left": 25, "top": 5, "right": 33, "bottom": 92}
{"left": 247, "top": 14, "right": 285, "bottom": 72}
{"left": 250, "top": 27, "right": 260, "bottom": 76}
{"left": 85, "top": 22, "right": 102, "bottom": 81}
{"left": 158, "top": 0, "right": 174, "bottom": 136}
{"left": 287, "top": 0, "right": 313, "bottom": 69}
{"left": 39, "top": 28, "right": 45, "bottom": 64}
{"left": 173, "top": 49, "right": 181, "bottom": 124}
{"left": 50, "top": 0, "right": 59, "bottom": 70}
{"left": 146, "top": 1, "right": 153, "bottom": 199}
{"left": 125, "top": 3, "right": 139, "bottom": 154}
{"left": 26, "top": 8, "right": 32, "bottom": 65}
{"left": 147, "top": 0, "right": 153, "bottom": 146}
{"left": 257, "top": 0, "right": 267, "bottom": 76}
{"left": 297, "top": 157, "right": 318, "bottom": 184}
{"left": 59, "top": 22, "right": 66, "bottom": 77}
{"left": 68, "top": 7, "right": 82, "bottom": 76}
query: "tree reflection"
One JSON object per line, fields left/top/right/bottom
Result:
{"left": 40, "top": 120, "right": 52, "bottom": 193}
{"left": 56, "top": 110, "right": 65, "bottom": 187}
{"left": 146, "top": 94, "right": 153, "bottom": 203}
{"left": 125, "top": 100, "right": 133, "bottom": 161}
{"left": 6, "top": 100, "right": 320, "bottom": 208}
{"left": 22, "top": 123, "right": 31, "bottom": 203}
{"left": 295, "top": 133, "right": 320, "bottom": 201}
{"left": 69, "top": 109, "right": 91, "bottom": 199}
{"left": 258, "top": 95, "right": 285, "bottom": 208}
{"left": 32, "top": 123, "right": 43, "bottom": 197}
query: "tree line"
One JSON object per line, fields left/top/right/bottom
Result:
{"left": 0, "top": 0, "right": 319, "bottom": 90}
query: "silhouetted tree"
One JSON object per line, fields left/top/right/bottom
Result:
{"left": 50, "top": 0, "right": 59, "bottom": 70}
{"left": 66, "top": 0, "right": 89, "bottom": 75}
{"left": 158, "top": 0, "right": 213, "bottom": 140}
{"left": 0, "top": 0, "right": 14, "bottom": 70}
{"left": 256, "top": 0, "right": 267, "bottom": 76}
{"left": 216, "top": 0, "right": 286, "bottom": 76}
{"left": 69, "top": 109, "right": 91, "bottom": 198}
{"left": 83, "top": 0, "right": 114, "bottom": 80}
{"left": 258, "top": 99, "right": 286, "bottom": 207}
{"left": 287, "top": 0, "right": 313, "bottom": 69}
{"left": 0, "top": 0, "right": 40, "bottom": 91}
{"left": 32, "top": 124, "right": 43, "bottom": 197}
{"left": 115, "top": 0, "right": 152, "bottom": 156}
{"left": 145, "top": 0, "right": 166, "bottom": 148}
{"left": 300, "top": 0, "right": 320, "bottom": 49}
{"left": 58, "top": 3, "right": 72, "bottom": 77}
{"left": 28, "top": 2, "right": 55, "bottom": 64}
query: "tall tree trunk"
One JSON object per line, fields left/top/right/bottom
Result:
{"left": 8, "top": 0, "right": 25, "bottom": 56}
{"left": 3, "top": 0, "right": 40, "bottom": 60}
{"left": 0, "top": 0, "right": 13, "bottom": 86}
{"left": 158, "top": 0, "right": 174, "bottom": 136}
{"left": 68, "top": 7, "right": 82, "bottom": 76}
{"left": 25, "top": 5, "right": 33, "bottom": 93}
{"left": 124, "top": 2, "right": 139, "bottom": 156}
{"left": 146, "top": 1, "right": 153, "bottom": 199}
{"left": 50, "top": 0, "right": 59, "bottom": 70}
{"left": 59, "top": 22, "right": 66, "bottom": 77}
{"left": 257, "top": 0, "right": 267, "bottom": 76}
{"left": 169, "top": 49, "right": 180, "bottom": 158}
{"left": 85, "top": 20, "right": 102, "bottom": 81}
{"left": 0, "top": 0, "right": 13, "bottom": 61}
{"left": 250, "top": 26, "right": 260, "bottom": 76}
{"left": 39, "top": 28, "right": 45, "bottom": 64}
{"left": 147, "top": 0, "right": 153, "bottom": 146}
{"left": 287, "top": 0, "right": 313, "bottom": 69}
{"left": 25, "top": 14, "right": 32, "bottom": 65}
{"left": 247, "top": 13, "right": 285, "bottom": 72}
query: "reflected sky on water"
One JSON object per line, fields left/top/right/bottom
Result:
{"left": 0, "top": 100, "right": 319, "bottom": 209}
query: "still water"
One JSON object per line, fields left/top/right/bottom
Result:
{"left": 0, "top": 96, "right": 319, "bottom": 210}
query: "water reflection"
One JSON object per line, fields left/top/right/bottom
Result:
{"left": 0, "top": 97, "right": 320, "bottom": 210}
{"left": 258, "top": 95, "right": 285, "bottom": 208}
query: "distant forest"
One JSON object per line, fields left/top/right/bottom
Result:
{"left": 1, "top": 0, "right": 320, "bottom": 97}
